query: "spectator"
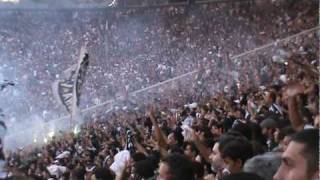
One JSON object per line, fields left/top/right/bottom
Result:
{"left": 244, "top": 152, "right": 281, "bottom": 180}
{"left": 220, "top": 137, "right": 254, "bottom": 174}
{"left": 94, "top": 167, "right": 116, "bottom": 180}
{"left": 273, "top": 129, "right": 319, "bottom": 180}
{"left": 157, "top": 153, "right": 195, "bottom": 180}
{"left": 260, "top": 117, "right": 278, "bottom": 150}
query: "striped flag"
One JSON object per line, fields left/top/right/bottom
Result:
{"left": 52, "top": 46, "right": 89, "bottom": 120}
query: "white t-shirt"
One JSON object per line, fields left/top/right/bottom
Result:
{"left": 304, "top": 124, "right": 314, "bottom": 129}
{"left": 47, "top": 164, "right": 67, "bottom": 178}
{"left": 183, "top": 116, "right": 194, "bottom": 126}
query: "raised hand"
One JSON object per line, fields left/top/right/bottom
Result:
{"left": 283, "top": 83, "right": 305, "bottom": 98}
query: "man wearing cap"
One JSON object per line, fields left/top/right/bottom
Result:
{"left": 260, "top": 117, "right": 278, "bottom": 151}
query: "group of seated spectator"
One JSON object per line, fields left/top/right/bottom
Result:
{"left": 0, "top": 0, "right": 318, "bottom": 179}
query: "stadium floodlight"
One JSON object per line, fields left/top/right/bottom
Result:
{"left": 0, "top": 0, "right": 20, "bottom": 3}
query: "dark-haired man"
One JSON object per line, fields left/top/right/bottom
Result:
{"left": 264, "top": 91, "right": 283, "bottom": 116}
{"left": 220, "top": 137, "right": 253, "bottom": 174}
{"left": 157, "top": 153, "right": 195, "bottom": 180}
{"left": 273, "top": 129, "right": 319, "bottom": 180}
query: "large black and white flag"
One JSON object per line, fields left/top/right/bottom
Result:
{"left": 52, "top": 46, "right": 89, "bottom": 119}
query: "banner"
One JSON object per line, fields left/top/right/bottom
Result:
{"left": 52, "top": 46, "right": 89, "bottom": 120}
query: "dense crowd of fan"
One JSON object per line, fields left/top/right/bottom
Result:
{"left": 0, "top": 0, "right": 317, "bottom": 119}
{"left": 0, "top": 0, "right": 318, "bottom": 180}
{"left": 4, "top": 50, "right": 319, "bottom": 180}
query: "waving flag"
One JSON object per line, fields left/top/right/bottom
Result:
{"left": 0, "top": 80, "right": 14, "bottom": 91}
{"left": 52, "top": 46, "right": 89, "bottom": 120}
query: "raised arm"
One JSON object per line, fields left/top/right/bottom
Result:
{"left": 148, "top": 108, "right": 168, "bottom": 149}
{"left": 191, "top": 131, "right": 212, "bottom": 164}
{"left": 284, "top": 83, "right": 306, "bottom": 132}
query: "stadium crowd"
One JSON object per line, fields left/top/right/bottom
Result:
{"left": 0, "top": 0, "right": 318, "bottom": 180}
{"left": 4, "top": 46, "right": 319, "bottom": 180}
{"left": 0, "top": 0, "right": 317, "bottom": 118}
